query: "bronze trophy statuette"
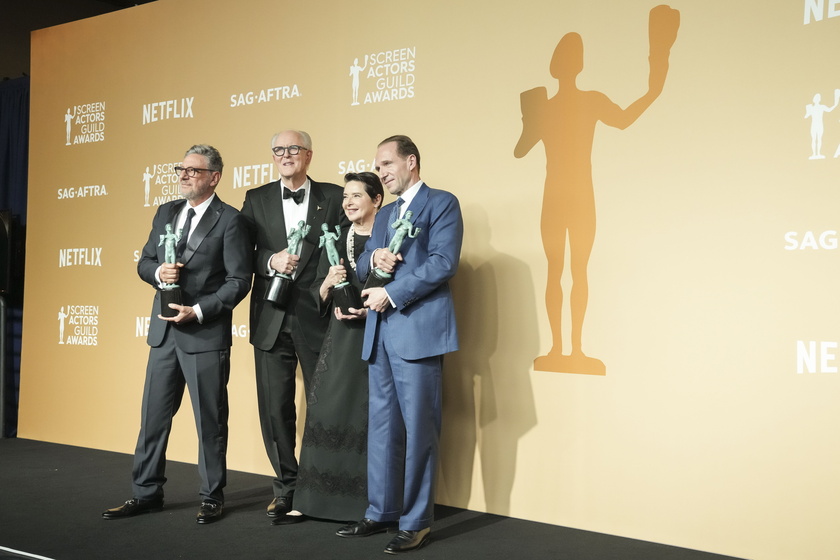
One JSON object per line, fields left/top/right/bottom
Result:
{"left": 365, "top": 210, "right": 421, "bottom": 290}
{"left": 320, "top": 223, "right": 362, "bottom": 314}
{"left": 265, "top": 220, "right": 309, "bottom": 309}
{"left": 158, "top": 223, "right": 182, "bottom": 318}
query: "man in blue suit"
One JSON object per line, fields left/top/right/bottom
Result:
{"left": 336, "top": 135, "right": 463, "bottom": 554}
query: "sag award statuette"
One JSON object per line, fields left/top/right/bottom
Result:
{"left": 320, "top": 223, "right": 362, "bottom": 314}
{"left": 364, "top": 210, "right": 421, "bottom": 290}
{"left": 158, "top": 223, "right": 182, "bottom": 318}
{"left": 265, "top": 220, "right": 309, "bottom": 309}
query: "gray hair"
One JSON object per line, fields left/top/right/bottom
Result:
{"left": 184, "top": 144, "right": 223, "bottom": 173}
{"left": 270, "top": 130, "right": 312, "bottom": 150}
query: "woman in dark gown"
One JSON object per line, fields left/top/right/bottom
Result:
{"left": 294, "top": 172, "right": 383, "bottom": 522}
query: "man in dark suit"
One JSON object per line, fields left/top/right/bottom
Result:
{"left": 102, "top": 144, "right": 252, "bottom": 524}
{"left": 240, "top": 130, "right": 345, "bottom": 524}
{"left": 336, "top": 135, "right": 463, "bottom": 553}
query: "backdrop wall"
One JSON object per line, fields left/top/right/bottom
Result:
{"left": 19, "top": 1, "right": 840, "bottom": 559}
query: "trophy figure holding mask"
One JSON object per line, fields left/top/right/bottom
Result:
{"left": 265, "top": 220, "right": 309, "bottom": 308}
{"left": 319, "top": 222, "right": 363, "bottom": 314}
{"left": 158, "top": 223, "right": 183, "bottom": 317}
{"left": 365, "top": 210, "right": 421, "bottom": 290}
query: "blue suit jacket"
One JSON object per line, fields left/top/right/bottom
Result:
{"left": 357, "top": 183, "right": 463, "bottom": 361}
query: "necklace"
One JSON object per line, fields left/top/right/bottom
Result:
{"left": 346, "top": 223, "right": 371, "bottom": 270}
{"left": 346, "top": 224, "right": 359, "bottom": 270}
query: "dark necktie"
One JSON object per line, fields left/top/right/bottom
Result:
{"left": 387, "top": 197, "right": 404, "bottom": 241}
{"left": 176, "top": 208, "right": 195, "bottom": 259}
{"left": 283, "top": 187, "right": 305, "bottom": 204}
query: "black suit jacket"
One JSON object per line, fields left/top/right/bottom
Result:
{"left": 138, "top": 195, "right": 253, "bottom": 353}
{"left": 240, "top": 177, "right": 345, "bottom": 352}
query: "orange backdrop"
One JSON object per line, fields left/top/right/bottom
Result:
{"left": 20, "top": 2, "right": 840, "bottom": 559}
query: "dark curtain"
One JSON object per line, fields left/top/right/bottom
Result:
{"left": 0, "top": 76, "right": 29, "bottom": 219}
{"left": 0, "top": 76, "right": 30, "bottom": 438}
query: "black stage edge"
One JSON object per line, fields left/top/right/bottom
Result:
{"left": 0, "top": 439, "right": 746, "bottom": 560}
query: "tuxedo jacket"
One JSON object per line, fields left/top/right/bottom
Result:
{"left": 137, "top": 195, "right": 253, "bottom": 353}
{"left": 240, "top": 177, "right": 345, "bottom": 352}
{"left": 357, "top": 182, "right": 463, "bottom": 361}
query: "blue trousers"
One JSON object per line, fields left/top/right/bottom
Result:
{"left": 365, "top": 315, "right": 442, "bottom": 531}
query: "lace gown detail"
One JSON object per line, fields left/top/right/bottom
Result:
{"left": 295, "top": 232, "right": 370, "bottom": 521}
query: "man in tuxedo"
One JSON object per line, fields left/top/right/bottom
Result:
{"left": 102, "top": 144, "right": 252, "bottom": 524}
{"left": 240, "top": 130, "right": 345, "bottom": 524}
{"left": 336, "top": 135, "right": 463, "bottom": 553}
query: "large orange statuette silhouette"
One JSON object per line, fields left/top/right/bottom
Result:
{"left": 515, "top": 5, "right": 679, "bottom": 375}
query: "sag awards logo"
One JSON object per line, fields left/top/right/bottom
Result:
{"left": 142, "top": 162, "right": 183, "bottom": 207}
{"left": 348, "top": 47, "right": 416, "bottom": 106}
{"left": 57, "top": 184, "right": 108, "bottom": 200}
{"left": 805, "top": 89, "right": 840, "bottom": 159}
{"left": 784, "top": 229, "right": 837, "bottom": 250}
{"left": 337, "top": 158, "right": 375, "bottom": 175}
{"left": 57, "top": 305, "right": 99, "bottom": 346}
{"left": 229, "top": 85, "right": 301, "bottom": 107}
{"left": 63, "top": 102, "right": 106, "bottom": 146}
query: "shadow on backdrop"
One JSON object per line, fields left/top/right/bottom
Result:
{"left": 444, "top": 205, "right": 538, "bottom": 515}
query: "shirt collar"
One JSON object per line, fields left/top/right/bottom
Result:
{"left": 397, "top": 180, "right": 423, "bottom": 210}
{"left": 184, "top": 192, "right": 215, "bottom": 219}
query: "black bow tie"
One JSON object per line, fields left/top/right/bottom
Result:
{"left": 283, "top": 187, "right": 305, "bottom": 205}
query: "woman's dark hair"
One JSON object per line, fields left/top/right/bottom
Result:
{"left": 344, "top": 171, "right": 385, "bottom": 209}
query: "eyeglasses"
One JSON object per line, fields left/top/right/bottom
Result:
{"left": 174, "top": 166, "right": 217, "bottom": 177}
{"left": 272, "top": 145, "right": 307, "bottom": 156}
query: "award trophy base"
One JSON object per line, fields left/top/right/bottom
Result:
{"left": 363, "top": 268, "right": 392, "bottom": 290}
{"left": 159, "top": 285, "right": 182, "bottom": 318}
{"left": 265, "top": 273, "right": 292, "bottom": 309}
{"left": 333, "top": 282, "right": 363, "bottom": 315}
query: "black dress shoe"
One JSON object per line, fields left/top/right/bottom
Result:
{"left": 271, "top": 509, "right": 304, "bottom": 525}
{"left": 336, "top": 518, "right": 398, "bottom": 538}
{"left": 102, "top": 498, "right": 164, "bottom": 519}
{"left": 196, "top": 501, "right": 223, "bottom": 524}
{"left": 266, "top": 496, "right": 292, "bottom": 518}
{"left": 384, "top": 528, "right": 431, "bottom": 554}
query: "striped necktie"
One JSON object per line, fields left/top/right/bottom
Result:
{"left": 387, "top": 197, "right": 404, "bottom": 241}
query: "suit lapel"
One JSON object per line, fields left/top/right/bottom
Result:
{"left": 297, "top": 180, "right": 326, "bottom": 272}
{"left": 264, "top": 180, "right": 288, "bottom": 250}
{"left": 406, "top": 182, "right": 430, "bottom": 217}
{"left": 167, "top": 200, "right": 187, "bottom": 230}
{"left": 393, "top": 183, "right": 428, "bottom": 253}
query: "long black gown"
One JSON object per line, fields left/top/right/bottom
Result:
{"left": 295, "top": 228, "right": 369, "bottom": 521}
